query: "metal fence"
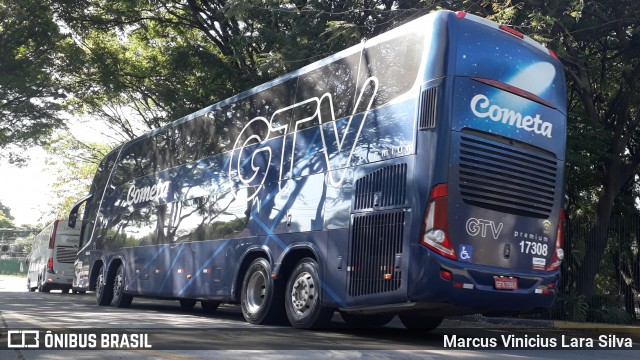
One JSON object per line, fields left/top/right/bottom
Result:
{"left": 532, "top": 215, "right": 640, "bottom": 324}
{"left": 0, "top": 259, "right": 28, "bottom": 276}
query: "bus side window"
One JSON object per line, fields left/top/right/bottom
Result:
{"left": 112, "top": 137, "right": 157, "bottom": 187}
{"left": 293, "top": 52, "right": 360, "bottom": 130}
{"left": 295, "top": 51, "right": 362, "bottom": 129}
{"left": 356, "top": 33, "right": 426, "bottom": 112}
{"left": 155, "top": 130, "right": 178, "bottom": 171}
{"left": 247, "top": 79, "right": 297, "bottom": 136}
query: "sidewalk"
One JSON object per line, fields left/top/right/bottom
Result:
{"left": 450, "top": 314, "right": 640, "bottom": 336}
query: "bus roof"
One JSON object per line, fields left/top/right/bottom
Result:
{"left": 121, "top": 10, "right": 563, "bottom": 148}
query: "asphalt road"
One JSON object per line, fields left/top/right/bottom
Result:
{"left": 0, "top": 275, "right": 638, "bottom": 359}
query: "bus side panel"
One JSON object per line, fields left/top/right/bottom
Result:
{"left": 322, "top": 228, "right": 349, "bottom": 308}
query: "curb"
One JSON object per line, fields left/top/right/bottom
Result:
{"left": 552, "top": 320, "right": 640, "bottom": 335}
{"left": 450, "top": 315, "right": 640, "bottom": 335}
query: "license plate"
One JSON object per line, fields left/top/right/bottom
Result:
{"left": 494, "top": 277, "right": 518, "bottom": 290}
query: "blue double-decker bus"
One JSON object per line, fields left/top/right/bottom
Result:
{"left": 69, "top": 10, "right": 566, "bottom": 330}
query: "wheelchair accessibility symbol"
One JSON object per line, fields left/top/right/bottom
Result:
{"left": 459, "top": 244, "right": 473, "bottom": 262}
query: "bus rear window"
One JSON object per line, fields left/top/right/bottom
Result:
{"left": 454, "top": 19, "right": 566, "bottom": 112}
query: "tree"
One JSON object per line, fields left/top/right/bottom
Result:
{"left": 47, "top": 0, "right": 430, "bottom": 139}
{"left": 44, "top": 134, "right": 113, "bottom": 218}
{"left": 0, "top": 201, "right": 15, "bottom": 228}
{"left": 0, "top": 0, "right": 79, "bottom": 164}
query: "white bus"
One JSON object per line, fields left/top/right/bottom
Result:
{"left": 27, "top": 219, "right": 80, "bottom": 293}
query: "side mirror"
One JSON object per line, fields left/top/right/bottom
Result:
{"left": 68, "top": 193, "right": 93, "bottom": 228}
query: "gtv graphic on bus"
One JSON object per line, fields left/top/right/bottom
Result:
{"left": 68, "top": 10, "right": 566, "bottom": 330}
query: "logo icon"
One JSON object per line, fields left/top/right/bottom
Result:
{"left": 466, "top": 218, "right": 503, "bottom": 240}
{"left": 459, "top": 244, "right": 473, "bottom": 262}
{"left": 542, "top": 220, "right": 552, "bottom": 234}
{"left": 7, "top": 330, "right": 39, "bottom": 348}
{"left": 532, "top": 257, "right": 546, "bottom": 270}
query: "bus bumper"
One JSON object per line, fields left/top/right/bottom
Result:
{"left": 406, "top": 245, "right": 559, "bottom": 315}
{"left": 44, "top": 274, "right": 74, "bottom": 291}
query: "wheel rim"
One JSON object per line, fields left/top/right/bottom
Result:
{"left": 113, "top": 269, "right": 123, "bottom": 298}
{"left": 246, "top": 270, "right": 266, "bottom": 313}
{"left": 96, "top": 273, "right": 103, "bottom": 298}
{"left": 290, "top": 271, "right": 316, "bottom": 316}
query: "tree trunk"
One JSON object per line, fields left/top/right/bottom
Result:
{"left": 575, "top": 164, "right": 620, "bottom": 297}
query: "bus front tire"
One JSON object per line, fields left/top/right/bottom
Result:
{"left": 38, "top": 281, "right": 50, "bottom": 293}
{"left": 95, "top": 269, "right": 113, "bottom": 306}
{"left": 179, "top": 299, "right": 197, "bottom": 310}
{"left": 201, "top": 300, "right": 220, "bottom": 314}
{"left": 111, "top": 264, "right": 133, "bottom": 308}
{"left": 284, "top": 258, "right": 333, "bottom": 329}
{"left": 240, "top": 258, "right": 283, "bottom": 324}
{"left": 399, "top": 313, "right": 443, "bottom": 331}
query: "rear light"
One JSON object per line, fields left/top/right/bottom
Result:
{"left": 548, "top": 49, "right": 559, "bottom": 60}
{"left": 456, "top": 11, "right": 467, "bottom": 18}
{"left": 421, "top": 184, "right": 456, "bottom": 260}
{"left": 47, "top": 257, "right": 54, "bottom": 274}
{"left": 499, "top": 25, "right": 524, "bottom": 38}
{"left": 546, "top": 209, "right": 566, "bottom": 271}
{"left": 439, "top": 268, "right": 453, "bottom": 281}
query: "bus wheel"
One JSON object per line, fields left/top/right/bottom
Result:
{"left": 95, "top": 269, "right": 113, "bottom": 306}
{"left": 201, "top": 300, "right": 220, "bottom": 314}
{"left": 285, "top": 258, "right": 333, "bottom": 329}
{"left": 340, "top": 312, "right": 395, "bottom": 328}
{"left": 399, "top": 313, "right": 443, "bottom": 331}
{"left": 179, "top": 299, "right": 197, "bottom": 310}
{"left": 240, "top": 258, "right": 283, "bottom": 324}
{"left": 111, "top": 264, "right": 133, "bottom": 308}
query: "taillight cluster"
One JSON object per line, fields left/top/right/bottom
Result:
{"left": 546, "top": 209, "right": 566, "bottom": 271}
{"left": 421, "top": 184, "right": 456, "bottom": 260}
{"left": 47, "top": 257, "right": 55, "bottom": 274}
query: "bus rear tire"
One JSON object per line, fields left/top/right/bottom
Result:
{"left": 285, "top": 258, "right": 333, "bottom": 329}
{"left": 240, "top": 258, "right": 284, "bottom": 325}
{"left": 340, "top": 312, "right": 395, "bottom": 328}
{"left": 399, "top": 313, "right": 443, "bottom": 331}
{"left": 111, "top": 264, "right": 133, "bottom": 308}
{"left": 95, "top": 269, "right": 113, "bottom": 306}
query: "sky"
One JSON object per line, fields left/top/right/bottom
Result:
{"left": 0, "top": 147, "right": 53, "bottom": 226}
{"left": 0, "top": 119, "right": 112, "bottom": 227}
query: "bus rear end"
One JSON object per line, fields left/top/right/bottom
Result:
{"left": 43, "top": 219, "right": 80, "bottom": 292}
{"left": 413, "top": 12, "right": 566, "bottom": 315}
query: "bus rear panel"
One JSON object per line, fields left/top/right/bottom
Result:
{"left": 407, "top": 12, "right": 566, "bottom": 314}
